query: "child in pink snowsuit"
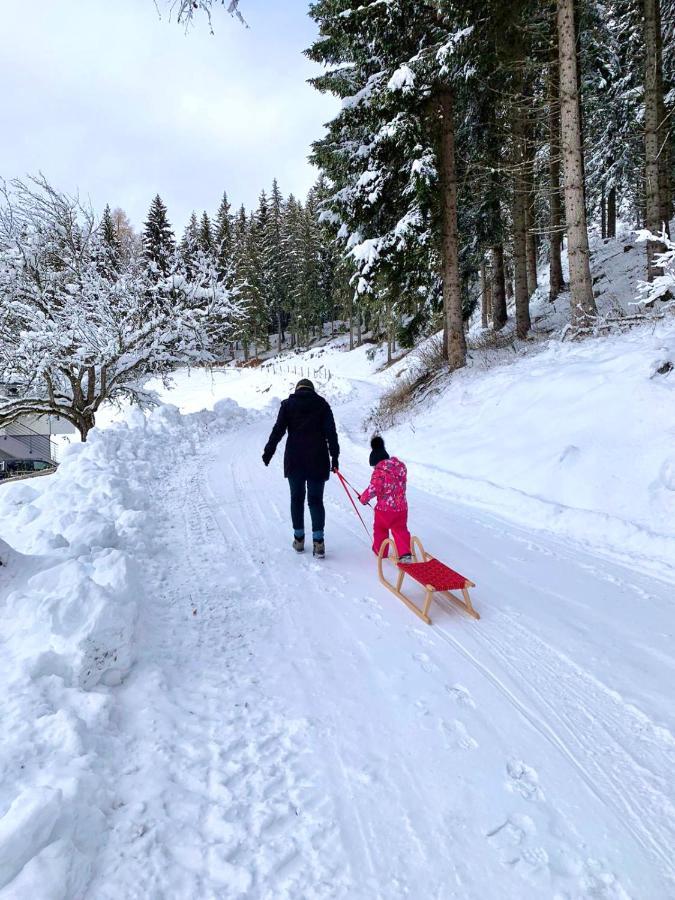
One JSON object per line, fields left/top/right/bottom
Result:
{"left": 360, "top": 436, "right": 412, "bottom": 560}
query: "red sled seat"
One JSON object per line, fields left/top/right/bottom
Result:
{"left": 397, "top": 558, "right": 469, "bottom": 592}
{"left": 377, "top": 536, "right": 479, "bottom": 625}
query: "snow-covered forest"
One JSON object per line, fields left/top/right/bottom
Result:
{"left": 0, "top": 0, "right": 674, "bottom": 897}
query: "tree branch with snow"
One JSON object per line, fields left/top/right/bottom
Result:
{"left": 0, "top": 176, "right": 248, "bottom": 440}
{"left": 636, "top": 229, "right": 675, "bottom": 308}
{"left": 167, "top": 0, "right": 247, "bottom": 30}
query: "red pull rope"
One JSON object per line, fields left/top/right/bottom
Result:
{"left": 335, "top": 470, "right": 371, "bottom": 537}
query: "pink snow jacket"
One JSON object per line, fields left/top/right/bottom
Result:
{"left": 360, "top": 457, "right": 408, "bottom": 512}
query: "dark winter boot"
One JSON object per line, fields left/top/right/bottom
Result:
{"left": 293, "top": 536, "right": 305, "bottom": 553}
{"left": 313, "top": 540, "right": 325, "bottom": 559}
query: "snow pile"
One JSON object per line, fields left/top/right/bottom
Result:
{"left": 0, "top": 399, "right": 254, "bottom": 897}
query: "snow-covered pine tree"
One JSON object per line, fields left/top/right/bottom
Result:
{"left": 101, "top": 204, "right": 119, "bottom": 249}
{"left": 199, "top": 211, "right": 214, "bottom": 255}
{"left": 581, "top": 0, "right": 643, "bottom": 240}
{"left": 144, "top": 194, "right": 176, "bottom": 276}
{"left": 266, "top": 179, "right": 288, "bottom": 350}
{"left": 214, "top": 191, "right": 234, "bottom": 284}
{"left": 180, "top": 211, "right": 200, "bottom": 275}
{"left": 309, "top": 175, "right": 342, "bottom": 337}
{"left": 254, "top": 190, "right": 275, "bottom": 350}
{"left": 99, "top": 203, "right": 121, "bottom": 273}
{"left": 308, "top": 0, "right": 479, "bottom": 369}
{"left": 230, "top": 206, "right": 263, "bottom": 359}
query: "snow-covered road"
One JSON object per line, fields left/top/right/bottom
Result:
{"left": 83, "top": 412, "right": 675, "bottom": 899}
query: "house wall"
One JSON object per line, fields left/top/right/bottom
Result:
{"left": 0, "top": 431, "right": 53, "bottom": 462}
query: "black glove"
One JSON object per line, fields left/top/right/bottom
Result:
{"left": 262, "top": 451, "right": 271, "bottom": 467}
{"left": 331, "top": 459, "right": 339, "bottom": 473}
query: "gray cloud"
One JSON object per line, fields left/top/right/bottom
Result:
{"left": 0, "top": 0, "right": 337, "bottom": 233}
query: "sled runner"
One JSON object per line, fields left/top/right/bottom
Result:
{"left": 377, "top": 536, "right": 479, "bottom": 625}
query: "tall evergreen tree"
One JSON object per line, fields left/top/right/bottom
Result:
{"left": 215, "top": 192, "right": 234, "bottom": 284}
{"left": 143, "top": 194, "right": 176, "bottom": 276}
{"left": 199, "top": 211, "right": 214, "bottom": 255}
{"left": 99, "top": 203, "right": 121, "bottom": 273}
{"left": 100, "top": 204, "right": 119, "bottom": 249}
{"left": 267, "top": 179, "right": 288, "bottom": 348}
{"left": 180, "top": 211, "right": 200, "bottom": 273}
{"left": 308, "top": 0, "right": 481, "bottom": 369}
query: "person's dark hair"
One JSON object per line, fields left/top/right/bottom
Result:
{"left": 369, "top": 435, "right": 390, "bottom": 467}
{"left": 295, "top": 378, "right": 315, "bottom": 392}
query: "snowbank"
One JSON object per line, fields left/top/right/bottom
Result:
{"left": 377, "top": 320, "right": 675, "bottom": 577}
{"left": 0, "top": 399, "right": 255, "bottom": 897}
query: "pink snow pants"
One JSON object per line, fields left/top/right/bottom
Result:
{"left": 373, "top": 507, "right": 411, "bottom": 558}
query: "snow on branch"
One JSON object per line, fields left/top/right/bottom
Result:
{"left": 0, "top": 176, "right": 248, "bottom": 440}
{"left": 636, "top": 229, "right": 675, "bottom": 307}
{"left": 169, "top": 0, "right": 247, "bottom": 30}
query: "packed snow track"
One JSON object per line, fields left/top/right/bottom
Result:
{"left": 83, "top": 413, "right": 674, "bottom": 900}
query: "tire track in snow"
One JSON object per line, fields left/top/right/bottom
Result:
{"left": 204, "top": 426, "right": 465, "bottom": 898}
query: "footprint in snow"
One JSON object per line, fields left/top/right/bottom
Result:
{"left": 445, "top": 683, "right": 476, "bottom": 708}
{"left": 486, "top": 814, "right": 550, "bottom": 879}
{"left": 441, "top": 718, "right": 478, "bottom": 751}
{"left": 506, "top": 759, "right": 543, "bottom": 801}
{"left": 413, "top": 652, "right": 439, "bottom": 674}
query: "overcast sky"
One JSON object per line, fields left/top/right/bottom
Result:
{"left": 0, "top": 0, "right": 338, "bottom": 234}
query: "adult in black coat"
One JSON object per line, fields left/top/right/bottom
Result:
{"left": 262, "top": 379, "right": 339, "bottom": 555}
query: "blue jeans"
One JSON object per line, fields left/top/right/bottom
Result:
{"left": 288, "top": 476, "right": 325, "bottom": 541}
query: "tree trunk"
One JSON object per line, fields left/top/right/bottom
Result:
{"left": 480, "top": 262, "right": 489, "bottom": 328}
{"left": 548, "top": 8, "right": 569, "bottom": 301}
{"left": 505, "top": 263, "right": 514, "bottom": 302}
{"left": 437, "top": 89, "right": 466, "bottom": 369}
{"left": 557, "top": 0, "right": 597, "bottom": 324}
{"left": 601, "top": 185, "right": 607, "bottom": 239}
{"left": 607, "top": 186, "right": 617, "bottom": 238}
{"left": 491, "top": 245, "right": 507, "bottom": 330}
{"left": 77, "top": 412, "right": 95, "bottom": 442}
{"left": 524, "top": 114, "right": 538, "bottom": 298}
{"left": 512, "top": 102, "right": 531, "bottom": 337}
{"left": 526, "top": 212, "right": 538, "bottom": 297}
{"left": 485, "top": 265, "right": 493, "bottom": 324}
{"left": 513, "top": 199, "right": 530, "bottom": 336}
{"left": 655, "top": 0, "right": 671, "bottom": 236}
{"left": 645, "top": 0, "right": 667, "bottom": 279}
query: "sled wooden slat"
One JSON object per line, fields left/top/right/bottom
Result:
{"left": 377, "top": 536, "right": 479, "bottom": 625}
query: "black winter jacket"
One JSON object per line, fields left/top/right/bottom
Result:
{"left": 263, "top": 389, "right": 340, "bottom": 481}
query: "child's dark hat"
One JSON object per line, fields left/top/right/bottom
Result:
{"left": 369, "top": 435, "right": 390, "bottom": 467}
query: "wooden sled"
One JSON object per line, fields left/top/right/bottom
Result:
{"left": 377, "top": 536, "right": 479, "bottom": 625}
